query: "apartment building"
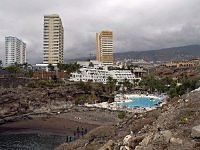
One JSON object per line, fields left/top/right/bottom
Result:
{"left": 5, "top": 36, "right": 26, "bottom": 66}
{"left": 96, "top": 30, "right": 113, "bottom": 66}
{"left": 43, "top": 14, "right": 64, "bottom": 64}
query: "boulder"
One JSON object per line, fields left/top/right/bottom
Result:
{"left": 135, "top": 146, "right": 153, "bottom": 150}
{"left": 139, "top": 133, "right": 153, "bottom": 146}
{"left": 99, "top": 140, "right": 114, "bottom": 150}
{"left": 119, "top": 146, "right": 128, "bottom": 150}
{"left": 122, "top": 135, "right": 144, "bottom": 149}
{"left": 153, "top": 130, "right": 172, "bottom": 144}
{"left": 123, "top": 135, "right": 132, "bottom": 145}
{"left": 128, "top": 136, "right": 144, "bottom": 148}
{"left": 170, "top": 137, "right": 183, "bottom": 145}
{"left": 191, "top": 125, "right": 200, "bottom": 138}
{"left": 121, "top": 146, "right": 130, "bottom": 150}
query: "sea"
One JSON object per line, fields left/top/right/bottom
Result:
{"left": 0, "top": 131, "right": 72, "bottom": 150}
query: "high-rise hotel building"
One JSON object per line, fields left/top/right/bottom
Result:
{"left": 5, "top": 36, "right": 26, "bottom": 66}
{"left": 96, "top": 30, "right": 113, "bottom": 65}
{"left": 43, "top": 14, "right": 64, "bottom": 64}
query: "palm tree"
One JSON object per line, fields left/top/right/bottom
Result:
{"left": 0, "top": 60, "right": 2, "bottom": 67}
{"left": 122, "top": 78, "right": 133, "bottom": 92}
{"left": 57, "top": 63, "right": 65, "bottom": 71}
{"left": 106, "top": 76, "right": 117, "bottom": 94}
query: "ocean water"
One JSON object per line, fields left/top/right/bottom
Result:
{"left": 0, "top": 132, "right": 71, "bottom": 150}
{"left": 117, "top": 96, "right": 161, "bottom": 108}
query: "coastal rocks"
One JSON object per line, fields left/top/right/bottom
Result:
{"left": 152, "top": 130, "right": 172, "bottom": 145}
{"left": 119, "top": 146, "right": 129, "bottom": 150}
{"left": 191, "top": 125, "right": 200, "bottom": 138}
{"left": 123, "top": 135, "right": 132, "bottom": 145}
{"left": 135, "top": 131, "right": 184, "bottom": 149}
{"left": 135, "top": 146, "right": 153, "bottom": 150}
{"left": 128, "top": 136, "right": 144, "bottom": 149}
{"left": 169, "top": 137, "right": 183, "bottom": 145}
{"left": 99, "top": 140, "right": 114, "bottom": 150}
{"left": 133, "top": 133, "right": 154, "bottom": 150}
{"left": 139, "top": 133, "right": 153, "bottom": 146}
{"left": 120, "top": 134, "right": 144, "bottom": 150}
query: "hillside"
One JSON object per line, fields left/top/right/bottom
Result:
{"left": 56, "top": 90, "right": 200, "bottom": 150}
{"left": 114, "top": 45, "right": 200, "bottom": 61}
{"left": 65, "top": 45, "right": 200, "bottom": 63}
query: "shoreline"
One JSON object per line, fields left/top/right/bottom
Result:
{"left": 0, "top": 107, "right": 120, "bottom": 135}
{"left": 0, "top": 116, "right": 98, "bottom": 135}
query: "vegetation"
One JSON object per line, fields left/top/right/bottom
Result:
{"left": 4, "top": 65, "right": 22, "bottom": 73}
{"left": 140, "top": 75, "right": 199, "bottom": 98}
{"left": 119, "top": 79, "right": 134, "bottom": 93}
{"left": 89, "top": 62, "right": 94, "bottom": 67}
{"left": 75, "top": 95, "right": 88, "bottom": 105}
{"left": 24, "top": 70, "right": 34, "bottom": 78}
{"left": 106, "top": 76, "right": 117, "bottom": 94}
{"left": 57, "top": 63, "right": 81, "bottom": 78}
{"left": 117, "top": 111, "right": 126, "bottom": 119}
{"left": 0, "top": 60, "right": 2, "bottom": 68}
{"left": 74, "top": 93, "right": 97, "bottom": 105}
{"left": 1, "top": 62, "right": 34, "bottom": 78}
{"left": 76, "top": 81, "right": 92, "bottom": 92}
{"left": 36, "top": 80, "right": 50, "bottom": 86}
{"left": 48, "top": 64, "right": 55, "bottom": 71}
{"left": 167, "top": 78, "right": 199, "bottom": 98}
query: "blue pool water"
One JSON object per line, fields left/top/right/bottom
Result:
{"left": 117, "top": 96, "right": 161, "bottom": 108}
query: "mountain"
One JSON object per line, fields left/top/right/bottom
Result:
{"left": 114, "top": 45, "right": 200, "bottom": 61}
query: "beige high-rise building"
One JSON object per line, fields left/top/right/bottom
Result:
{"left": 43, "top": 14, "right": 64, "bottom": 64}
{"left": 96, "top": 30, "right": 113, "bottom": 65}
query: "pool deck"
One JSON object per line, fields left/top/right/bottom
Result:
{"left": 85, "top": 94, "right": 167, "bottom": 113}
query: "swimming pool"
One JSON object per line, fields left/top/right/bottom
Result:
{"left": 117, "top": 95, "right": 161, "bottom": 108}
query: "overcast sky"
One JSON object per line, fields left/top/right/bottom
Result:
{"left": 0, "top": 0, "right": 200, "bottom": 64}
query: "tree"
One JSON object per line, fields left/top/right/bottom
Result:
{"left": 22, "top": 63, "right": 28, "bottom": 70}
{"left": 122, "top": 78, "right": 133, "bottom": 92}
{"left": 48, "top": 64, "right": 55, "bottom": 71}
{"left": 66, "top": 63, "right": 80, "bottom": 78}
{"left": 106, "top": 76, "right": 117, "bottom": 94}
{"left": 5, "top": 65, "right": 21, "bottom": 74}
{"left": 27, "top": 70, "right": 33, "bottom": 78}
{"left": 140, "top": 76, "right": 157, "bottom": 93}
{"left": 181, "top": 79, "right": 198, "bottom": 92}
{"left": 93, "top": 82, "right": 106, "bottom": 95}
{"left": 167, "top": 87, "right": 178, "bottom": 98}
{"left": 89, "top": 62, "right": 94, "bottom": 67}
{"left": 57, "top": 63, "right": 65, "bottom": 71}
{"left": 0, "top": 60, "right": 2, "bottom": 67}
{"left": 14, "top": 62, "right": 21, "bottom": 68}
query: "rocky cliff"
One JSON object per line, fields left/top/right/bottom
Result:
{"left": 56, "top": 90, "right": 200, "bottom": 150}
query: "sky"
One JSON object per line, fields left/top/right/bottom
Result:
{"left": 0, "top": 0, "right": 200, "bottom": 64}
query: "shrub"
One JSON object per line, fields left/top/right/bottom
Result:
{"left": 117, "top": 111, "right": 126, "bottom": 119}
{"left": 36, "top": 80, "right": 50, "bottom": 86}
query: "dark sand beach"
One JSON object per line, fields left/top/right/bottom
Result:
{"left": 0, "top": 107, "right": 119, "bottom": 133}
{"left": 0, "top": 117, "right": 98, "bottom": 135}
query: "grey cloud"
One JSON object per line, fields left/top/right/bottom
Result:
{"left": 0, "top": 0, "right": 200, "bottom": 64}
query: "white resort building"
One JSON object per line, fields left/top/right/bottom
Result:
{"left": 70, "top": 61, "right": 141, "bottom": 84}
